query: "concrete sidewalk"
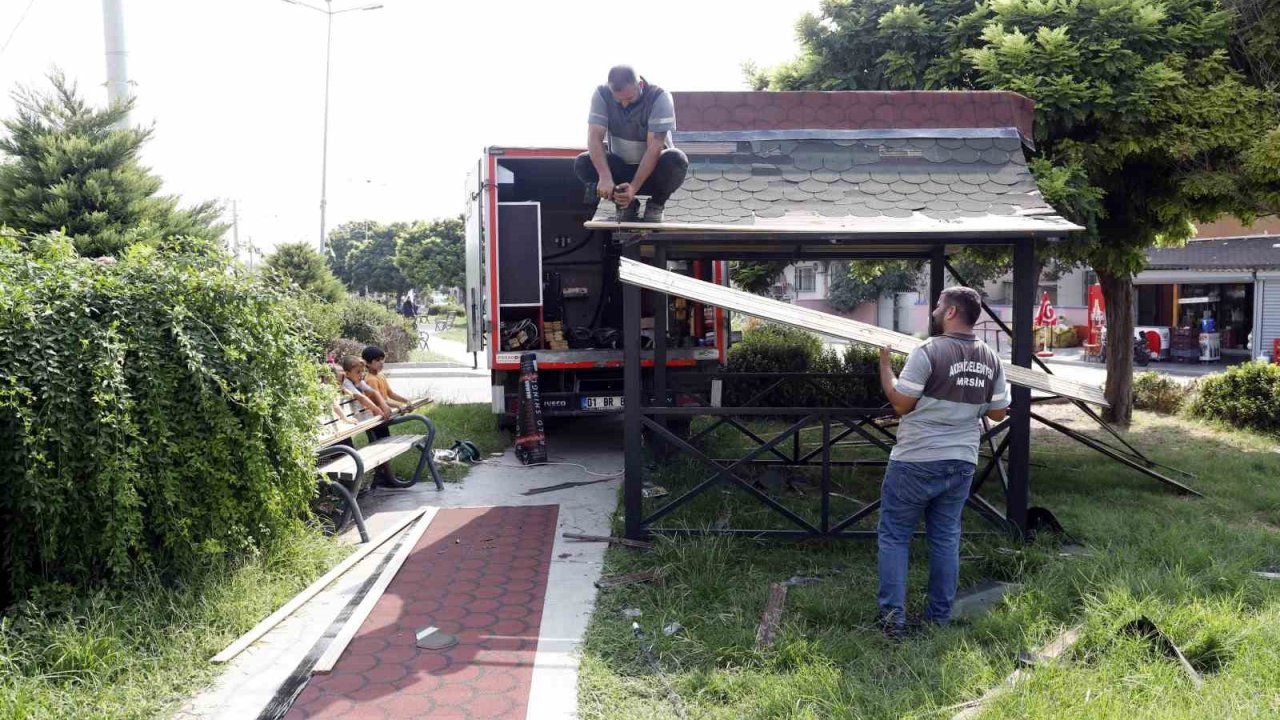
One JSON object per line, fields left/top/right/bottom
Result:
{"left": 176, "top": 418, "right": 623, "bottom": 720}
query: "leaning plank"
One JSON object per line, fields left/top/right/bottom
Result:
{"left": 754, "top": 582, "right": 789, "bottom": 649}
{"left": 563, "top": 532, "right": 654, "bottom": 550}
{"left": 595, "top": 567, "right": 665, "bottom": 589}
{"left": 210, "top": 508, "right": 429, "bottom": 664}
{"left": 617, "top": 258, "right": 1109, "bottom": 407}
{"left": 951, "top": 624, "right": 1083, "bottom": 720}
{"left": 312, "top": 507, "right": 440, "bottom": 673}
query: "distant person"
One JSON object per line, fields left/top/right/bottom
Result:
{"left": 574, "top": 65, "right": 688, "bottom": 223}
{"left": 875, "top": 287, "right": 1010, "bottom": 640}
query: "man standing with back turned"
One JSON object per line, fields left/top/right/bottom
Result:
{"left": 876, "top": 287, "right": 1010, "bottom": 640}
{"left": 574, "top": 65, "right": 688, "bottom": 223}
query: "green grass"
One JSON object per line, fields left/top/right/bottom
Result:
{"left": 579, "top": 410, "right": 1280, "bottom": 719}
{"left": 437, "top": 325, "right": 467, "bottom": 344}
{"left": 0, "top": 403, "right": 504, "bottom": 720}
{"left": 0, "top": 526, "right": 347, "bottom": 720}
{"left": 363, "top": 402, "right": 506, "bottom": 484}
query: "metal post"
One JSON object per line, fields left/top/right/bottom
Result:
{"left": 102, "top": 0, "right": 131, "bottom": 123}
{"left": 623, "top": 243, "right": 644, "bottom": 539}
{"left": 1008, "top": 239, "right": 1035, "bottom": 535}
{"left": 929, "top": 245, "right": 945, "bottom": 323}
{"left": 319, "top": 4, "right": 333, "bottom": 254}
{"left": 653, "top": 245, "right": 668, "bottom": 410}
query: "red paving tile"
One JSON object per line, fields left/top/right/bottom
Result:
{"left": 286, "top": 505, "right": 559, "bottom": 720}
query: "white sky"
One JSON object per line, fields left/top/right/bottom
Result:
{"left": 0, "top": 0, "right": 817, "bottom": 255}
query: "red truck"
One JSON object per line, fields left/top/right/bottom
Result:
{"left": 462, "top": 146, "right": 729, "bottom": 428}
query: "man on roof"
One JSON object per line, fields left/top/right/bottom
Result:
{"left": 574, "top": 65, "right": 688, "bottom": 224}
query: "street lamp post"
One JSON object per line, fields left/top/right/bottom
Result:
{"left": 281, "top": 0, "right": 384, "bottom": 255}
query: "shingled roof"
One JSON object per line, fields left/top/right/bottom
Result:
{"left": 1145, "top": 235, "right": 1280, "bottom": 271}
{"left": 589, "top": 91, "right": 1080, "bottom": 238}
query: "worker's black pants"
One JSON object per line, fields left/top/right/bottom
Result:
{"left": 573, "top": 149, "right": 689, "bottom": 205}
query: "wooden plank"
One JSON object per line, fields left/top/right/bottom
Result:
{"left": 617, "top": 258, "right": 1109, "bottom": 407}
{"left": 562, "top": 533, "right": 654, "bottom": 550}
{"left": 397, "top": 396, "right": 433, "bottom": 414}
{"left": 316, "top": 415, "right": 384, "bottom": 451}
{"left": 754, "top": 582, "right": 789, "bottom": 649}
{"left": 312, "top": 507, "right": 440, "bottom": 673}
{"left": 594, "top": 567, "right": 665, "bottom": 589}
{"left": 210, "top": 508, "right": 429, "bottom": 664}
{"left": 951, "top": 624, "right": 1083, "bottom": 719}
{"left": 316, "top": 434, "right": 425, "bottom": 477}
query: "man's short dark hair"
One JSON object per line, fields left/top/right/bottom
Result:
{"left": 607, "top": 65, "right": 638, "bottom": 91}
{"left": 940, "top": 286, "right": 982, "bottom": 326}
{"left": 361, "top": 345, "right": 386, "bottom": 363}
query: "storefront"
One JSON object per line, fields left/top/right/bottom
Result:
{"left": 1135, "top": 236, "right": 1280, "bottom": 362}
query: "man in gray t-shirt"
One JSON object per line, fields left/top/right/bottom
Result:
{"left": 875, "top": 286, "right": 1010, "bottom": 638}
{"left": 573, "top": 65, "right": 689, "bottom": 223}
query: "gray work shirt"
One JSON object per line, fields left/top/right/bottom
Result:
{"left": 587, "top": 83, "right": 676, "bottom": 164}
{"left": 891, "top": 332, "right": 1010, "bottom": 465}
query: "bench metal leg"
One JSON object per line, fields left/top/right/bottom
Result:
{"left": 389, "top": 413, "right": 445, "bottom": 491}
{"left": 320, "top": 477, "right": 370, "bottom": 543}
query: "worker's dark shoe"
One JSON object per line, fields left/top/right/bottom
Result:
{"left": 875, "top": 609, "right": 912, "bottom": 643}
{"left": 615, "top": 200, "right": 641, "bottom": 223}
{"left": 641, "top": 201, "right": 665, "bottom": 223}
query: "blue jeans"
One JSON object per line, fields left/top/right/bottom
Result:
{"left": 877, "top": 459, "right": 975, "bottom": 626}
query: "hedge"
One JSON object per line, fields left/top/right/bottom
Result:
{"left": 1188, "top": 361, "right": 1280, "bottom": 435}
{"left": 0, "top": 236, "right": 326, "bottom": 604}
{"left": 722, "top": 323, "right": 903, "bottom": 408}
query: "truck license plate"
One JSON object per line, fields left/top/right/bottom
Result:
{"left": 581, "top": 396, "right": 624, "bottom": 411}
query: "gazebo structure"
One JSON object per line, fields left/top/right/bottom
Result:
{"left": 585, "top": 91, "right": 1193, "bottom": 541}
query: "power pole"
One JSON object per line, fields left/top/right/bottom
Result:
{"left": 101, "top": 0, "right": 131, "bottom": 123}
{"left": 231, "top": 200, "right": 241, "bottom": 260}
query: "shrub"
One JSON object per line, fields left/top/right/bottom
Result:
{"left": 300, "top": 296, "right": 414, "bottom": 363}
{"left": 1188, "top": 362, "right": 1280, "bottom": 435}
{"left": 0, "top": 237, "right": 326, "bottom": 603}
{"left": 723, "top": 324, "right": 902, "bottom": 408}
{"left": 428, "top": 302, "right": 462, "bottom": 316}
{"left": 1132, "top": 371, "right": 1189, "bottom": 414}
{"left": 373, "top": 323, "right": 414, "bottom": 363}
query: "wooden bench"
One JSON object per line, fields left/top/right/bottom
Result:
{"left": 315, "top": 396, "right": 442, "bottom": 543}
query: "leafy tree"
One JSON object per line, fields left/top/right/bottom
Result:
{"left": 0, "top": 73, "right": 223, "bottom": 257}
{"left": 756, "top": 0, "right": 1280, "bottom": 423}
{"left": 324, "top": 221, "right": 366, "bottom": 285}
{"left": 731, "top": 260, "right": 789, "bottom": 294}
{"left": 264, "top": 242, "right": 346, "bottom": 302}
{"left": 394, "top": 217, "right": 465, "bottom": 292}
{"left": 342, "top": 222, "right": 410, "bottom": 296}
{"left": 1223, "top": 0, "right": 1280, "bottom": 89}
{"left": 827, "top": 260, "right": 920, "bottom": 311}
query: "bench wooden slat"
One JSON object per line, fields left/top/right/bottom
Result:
{"left": 317, "top": 434, "right": 426, "bottom": 477}
{"left": 315, "top": 394, "right": 432, "bottom": 451}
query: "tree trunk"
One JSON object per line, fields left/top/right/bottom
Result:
{"left": 1097, "top": 268, "right": 1134, "bottom": 425}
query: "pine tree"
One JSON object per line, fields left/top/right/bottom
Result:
{"left": 0, "top": 73, "right": 224, "bottom": 257}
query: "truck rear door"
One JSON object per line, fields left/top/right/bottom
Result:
{"left": 463, "top": 156, "right": 487, "bottom": 353}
